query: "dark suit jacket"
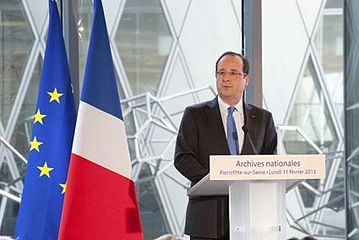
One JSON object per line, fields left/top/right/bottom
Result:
{"left": 174, "top": 96, "right": 277, "bottom": 239}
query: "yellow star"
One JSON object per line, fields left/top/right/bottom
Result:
{"left": 33, "top": 109, "right": 46, "bottom": 125}
{"left": 47, "top": 88, "right": 63, "bottom": 103}
{"left": 59, "top": 183, "right": 67, "bottom": 194}
{"left": 29, "top": 136, "right": 43, "bottom": 152}
{"left": 37, "top": 162, "right": 54, "bottom": 178}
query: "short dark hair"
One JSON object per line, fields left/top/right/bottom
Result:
{"left": 215, "top": 51, "right": 249, "bottom": 74}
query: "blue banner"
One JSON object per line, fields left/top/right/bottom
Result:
{"left": 15, "top": 0, "right": 76, "bottom": 239}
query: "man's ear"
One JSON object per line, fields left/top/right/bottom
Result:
{"left": 245, "top": 74, "right": 251, "bottom": 86}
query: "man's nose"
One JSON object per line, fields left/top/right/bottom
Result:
{"left": 222, "top": 75, "right": 230, "bottom": 81}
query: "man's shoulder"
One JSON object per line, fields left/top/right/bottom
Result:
{"left": 186, "top": 98, "right": 217, "bottom": 111}
{"left": 246, "top": 103, "right": 273, "bottom": 116}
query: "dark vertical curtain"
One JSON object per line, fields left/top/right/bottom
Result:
{"left": 344, "top": 0, "right": 359, "bottom": 239}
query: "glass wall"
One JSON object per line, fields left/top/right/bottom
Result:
{"left": 263, "top": 0, "right": 344, "bottom": 238}
{"left": 0, "top": 0, "right": 348, "bottom": 239}
{"left": 0, "top": 0, "right": 43, "bottom": 236}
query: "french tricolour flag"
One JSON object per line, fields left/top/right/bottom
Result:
{"left": 58, "top": 0, "right": 143, "bottom": 239}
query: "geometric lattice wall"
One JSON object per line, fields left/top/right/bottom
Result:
{"left": 263, "top": 0, "right": 344, "bottom": 238}
{"left": 0, "top": 0, "right": 345, "bottom": 239}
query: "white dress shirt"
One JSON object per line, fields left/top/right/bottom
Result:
{"left": 218, "top": 96, "right": 244, "bottom": 152}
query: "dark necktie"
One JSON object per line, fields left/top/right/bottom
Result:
{"left": 227, "top": 106, "right": 239, "bottom": 155}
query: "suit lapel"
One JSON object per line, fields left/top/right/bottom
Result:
{"left": 206, "top": 97, "right": 230, "bottom": 154}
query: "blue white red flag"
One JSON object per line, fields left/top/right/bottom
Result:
{"left": 59, "top": 0, "right": 143, "bottom": 239}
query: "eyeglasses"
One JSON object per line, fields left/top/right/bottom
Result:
{"left": 216, "top": 71, "right": 247, "bottom": 78}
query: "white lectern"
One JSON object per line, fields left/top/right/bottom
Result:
{"left": 187, "top": 154, "right": 325, "bottom": 240}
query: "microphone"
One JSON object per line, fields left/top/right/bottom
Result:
{"left": 232, "top": 132, "right": 239, "bottom": 155}
{"left": 242, "top": 125, "right": 258, "bottom": 155}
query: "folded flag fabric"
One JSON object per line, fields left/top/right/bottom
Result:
{"left": 15, "top": 1, "right": 76, "bottom": 239}
{"left": 59, "top": 0, "right": 143, "bottom": 239}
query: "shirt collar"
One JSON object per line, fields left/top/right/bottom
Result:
{"left": 218, "top": 96, "right": 243, "bottom": 114}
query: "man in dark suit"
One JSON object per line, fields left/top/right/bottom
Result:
{"left": 174, "top": 51, "right": 277, "bottom": 239}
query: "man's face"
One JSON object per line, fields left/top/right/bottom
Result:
{"left": 216, "top": 55, "right": 250, "bottom": 106}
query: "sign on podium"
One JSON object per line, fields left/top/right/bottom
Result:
{"left": 187, "top": 154, "right": 325, "bottom": 240}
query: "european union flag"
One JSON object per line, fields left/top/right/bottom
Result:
{"left": 15, "top": 1, "right": 76, "bottom": 239}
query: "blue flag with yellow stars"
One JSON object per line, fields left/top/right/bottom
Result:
{"left": 15, "top": 0, "right": 76, "bottom": 239}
